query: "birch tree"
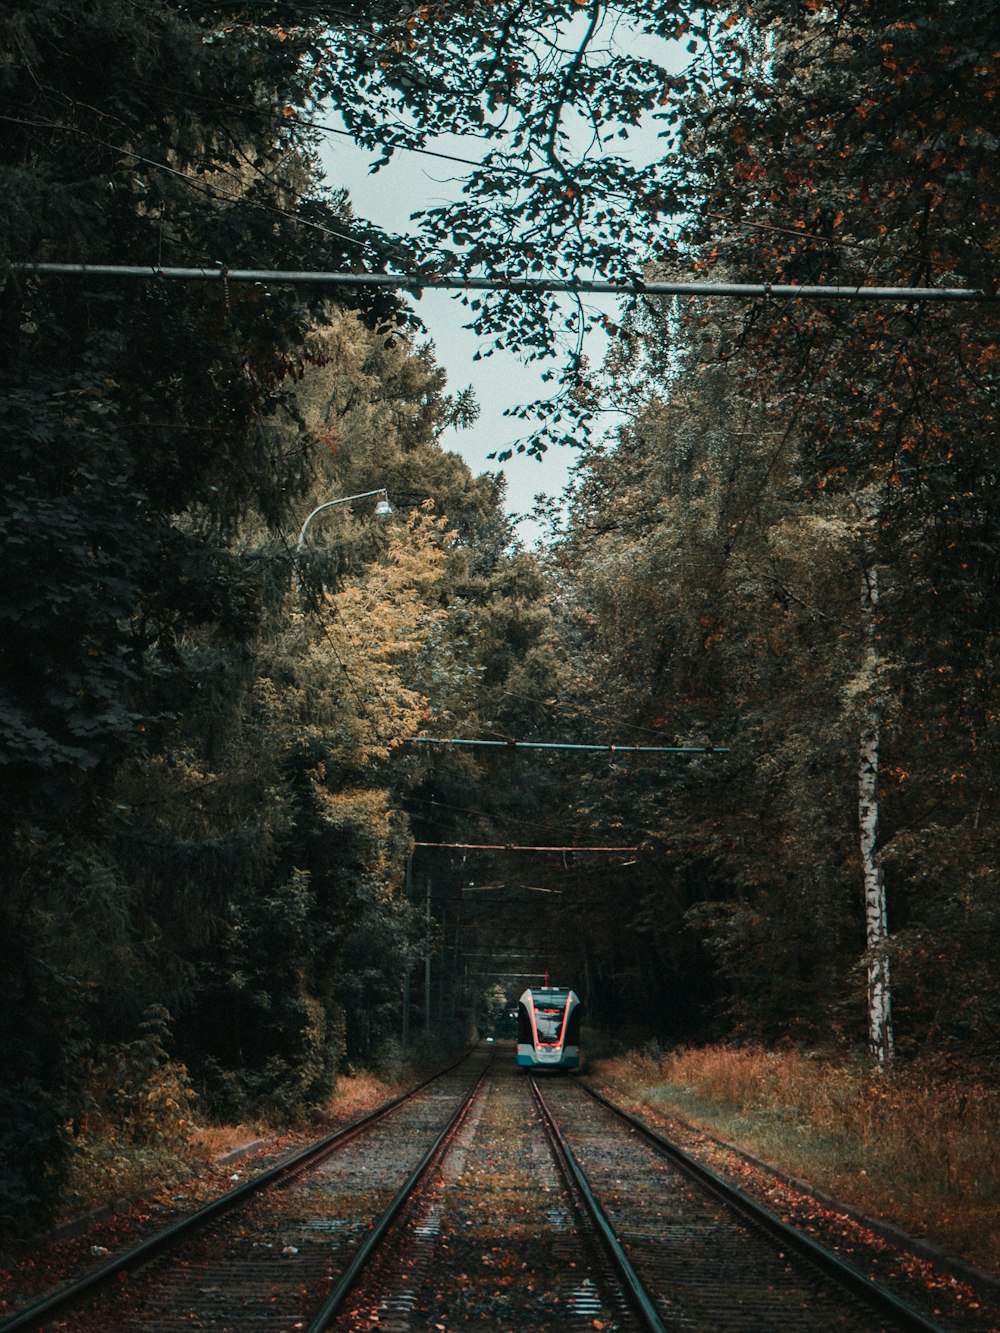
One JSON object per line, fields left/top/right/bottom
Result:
{"left": 857, "top": 544, "right": 893, "bottom": 1068}
{"left": 682, "top": 1, "right": 1000, "bottom": 1066}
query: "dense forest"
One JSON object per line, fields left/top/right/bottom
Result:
{"left": 2, "top": 0, "right": 998, "bottom": 1232}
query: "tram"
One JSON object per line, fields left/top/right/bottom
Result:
{"left": 516, "top": 986, "right": 582, "bottom": 1070}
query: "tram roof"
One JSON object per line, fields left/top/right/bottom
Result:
{"left": 519, "top": 985, "right": 574, "bottom": 1003}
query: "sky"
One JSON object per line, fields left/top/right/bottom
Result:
{"left": 321, "top": 131, "right": 600, "bottom": 541}
{"left": 318, "top": 20, "right": 684, "bottom": 544}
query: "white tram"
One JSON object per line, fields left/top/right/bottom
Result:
{"left": 516, "top": 986, "right": 582, "bottom": 1070}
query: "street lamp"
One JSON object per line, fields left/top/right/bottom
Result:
{"left": 296, "top": 488, "right": 392, "bottom": 551}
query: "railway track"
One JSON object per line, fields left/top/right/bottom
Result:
{"left": 1, "top": 1049, "right": 493, "bottom": 1332}
{"left": 334, "top": 1062, "right": 960, "bottom": 1332}
{"left": 331, "top": 1053, "right": 640, "bottom": 1330}
{"left": 535, "top": 1075, "right": 952, "bottom": 1332}
{"left": 3, "top": 1045, "right": 994, "bottom": 1331}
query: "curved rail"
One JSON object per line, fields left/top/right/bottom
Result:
{"left": 0, "top": 1048, "right": 481, "bottom": 1333}
{"left": 530, "top": 1078, "right": 667, "bottom": 1333}
{"left": 308, "top": 1050, "right": 492, "bottom": 1331}
{"left": 576, "top": 1080, "right": 948, "bottom": 1333}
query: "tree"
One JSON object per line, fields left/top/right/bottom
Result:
{"left": 1, "top": 0, "right": 407, "bottom": 1221}
{"left": 7, "top": 0, "right": 998, "bottom": 1231}
{"left": 546, "top": 290, "right": 874, "bottom": 1044}
{"left": 2, "top": 0, "right": 546, "bottom": 1207}
{"left": 656, "top": 1, "right": 1000, "bottom": 1064}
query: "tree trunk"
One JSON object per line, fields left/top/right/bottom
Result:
{"left": 859, "top": 561, "right": 894, "bottom": 1067}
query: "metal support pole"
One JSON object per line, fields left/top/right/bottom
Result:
{"left": 12, "top": 263, "right": 996, "bottom": 304}
{"left": 401, "top": 853, "right": 412, "bottom": 1047}
{"left": 424, "top": 873, "right": 432, "bottom": 1035}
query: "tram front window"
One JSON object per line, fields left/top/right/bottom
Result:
{"left": 535, "top": 1006, "right": 565, "bottom": 1044}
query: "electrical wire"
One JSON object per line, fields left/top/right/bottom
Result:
{"left": 402, "top": 792, "right": 606, "bottom": 843}
{"left": 10, "top": 41, "right": 976, "bottom": 300}
{"left": 118, "top": 68, "right": 979, "bottom": 286}
{"left": 124, "top": 77, "right": 524, "bottom": 175}
{"left": 413, "top": 840, "right": 638, "bottom": 851}
{"left": 498, "top": 687, "right": 687, "bottom": 741}
{"left": 0, "top": 112, "right": 401, "bottom": 265}
{"left": 404, "top": 737, "right": 728, "bottom": 753}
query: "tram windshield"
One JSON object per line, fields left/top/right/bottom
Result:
{"left": 534, "top": 1004, "right": 566, "bottom": 1044}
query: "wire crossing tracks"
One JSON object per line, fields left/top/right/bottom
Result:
{"left": 0, "top": 1049, "right": 492, "bottom": 1333}
{"left": 535, "top": 1078, "right": 950, "bottom": 1333}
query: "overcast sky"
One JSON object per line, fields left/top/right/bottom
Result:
{"left": 321, "top": 131, "right": 594, "bottom": 540}
{"left": 319, "top": 22, "right": 684, "bottom": 543}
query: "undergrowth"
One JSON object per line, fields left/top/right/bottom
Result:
{"left": 61, "top": 1006, "right": 204, "bottom": 1216}
{"left": 594, "top": 1042, "right": 1000, "bottom": 1275}
{"left": 59, "top": 1020, "right": 414, "bottom": 1224}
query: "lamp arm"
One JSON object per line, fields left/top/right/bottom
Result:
{"left": 296, "top": 489, "right": 389, "bottom": 549}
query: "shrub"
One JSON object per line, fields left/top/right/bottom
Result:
{"left": 87, "top": 1006, "right": 197, "bottom": 1150}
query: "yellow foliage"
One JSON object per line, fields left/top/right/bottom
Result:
{"left": 262, "top": 503, "right": 454, "bottom": 773}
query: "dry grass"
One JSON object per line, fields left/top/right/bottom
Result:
{"left": 189, "top": 1121, "right": 268, "bottom": 1159}
{"left": 61, "top": 1141, "right": 203, "bottom": 1216}
{"left": 594, "top": 1043, "right": 1000, "bottom": 1275}
{"left": 61, "top": 1068, "right": 408, "bottom": 1221}
{"left": 323, "top": 1069, "right": 403, "bottom": 1121}
{"left": 188, "top": 1071, "right": 401, "bottom": 1155}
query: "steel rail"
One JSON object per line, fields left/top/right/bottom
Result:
{"left": 307, "top": 1049, "right": 493, "bottom": 1331}
{"left": 0, "top": 1049, "right": 477, "bottom": 1333}
{"left": 530, "top": 1078, "right": 668, "bottom": 1333}
{"left": 576, "top": 1080, "right": 948, "bottom": 1333}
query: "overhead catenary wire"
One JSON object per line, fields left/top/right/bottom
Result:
{"left": 79, "top": 79, "right": 972, "bottom": 286}
{"left": 0, "top": 115, "right": 383, "bottom": 257}
{"left": 402, "top": 793, "right": 636, "bottom": 847}
{"left": 499, "top": 686, "right": 697, "bottom": 741}
{"left": 403, "top": 737, "right": 729, "bottom": 753}
{"left": 7, "top": 82, "right": 973, "bottom": 303}
{"left": 413, "top": 842, "right": 639, "bottom": 851}
{"left": 8, "top": 263, "right": 996, "bottom": 302}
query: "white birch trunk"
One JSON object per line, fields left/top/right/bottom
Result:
{"left": 859, "top": 561, "right": 894, "bottom": 1067}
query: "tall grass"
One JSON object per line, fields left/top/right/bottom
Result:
{"left": 596, "top": 1043, "right": 1000, "bottom": 1272}
{"left": 62, "top": 1064, "right": 407, "bottom": 1222}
